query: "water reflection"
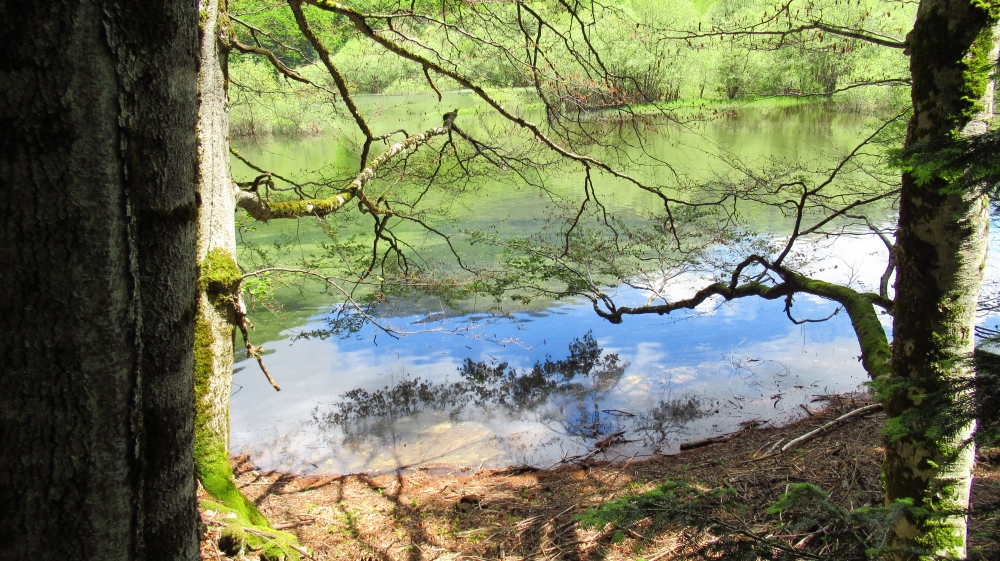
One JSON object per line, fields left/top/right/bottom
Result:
{"left": 231, "top": 286, "right": 870, "bottom": 475}
{"left": 316, "top": 333, "right": 675, "bottom": 457}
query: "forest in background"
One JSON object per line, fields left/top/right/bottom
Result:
{"left": 226, "top": 0, "right": 912, "bottom": 136}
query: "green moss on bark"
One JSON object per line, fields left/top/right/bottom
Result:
{"left": 906, "top": 2, "right": 996, "bottom": 138}
{"left": 262, "top": 191, "right": 353, "bottom": 219}
{"left": 200, "top": 499, "right": 301, "bottom": 560}
{"left": 194, "top": 316, "right": 214, "bottom": 410}
{"left": 194, "top": 262, "right": 303, "bottom": 556}
{"left": 789, "top": 273, "right": 891, "bottom": 381}
{"left": 218, "top": 524, "right": 246, "bottom": 556}
{"left": 198, "top": 247, "right": 241, "bottom": 294}
{"left": 194, "top": 315, "right": 268, "bottom": 527}
{"left": 961, "top": 25, "right": 997, "bottom": 122}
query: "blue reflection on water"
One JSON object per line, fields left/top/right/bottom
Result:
{"left": 231, "top": 283, "right": 874, "bottom": 475}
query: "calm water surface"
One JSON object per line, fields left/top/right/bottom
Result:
{"left": 230, "top": 237, "right": 886, "bottom": 474}
{"left": 229, "top": 95, "right": 988, "bottom": 475}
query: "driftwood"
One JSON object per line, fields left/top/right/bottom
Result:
{"left": 680, "top": 435, "right": 730, "bottom": 451}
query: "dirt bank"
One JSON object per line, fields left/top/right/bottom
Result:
{"left": 200, "top": 395, "right": 1000, "bottom": 560}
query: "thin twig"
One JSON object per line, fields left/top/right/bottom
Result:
{"left": 234, "top": 295, "right": 281, "bottom": 391}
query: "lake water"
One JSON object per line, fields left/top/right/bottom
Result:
{"left": 228, "top": 93, "right": 991, "bottom": 475}
{"left": 230, "top": 237, "right": 886, "bottom": 475}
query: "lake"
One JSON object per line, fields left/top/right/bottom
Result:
{"left": 228, "top": 93, "right": 981, "bottom": 475}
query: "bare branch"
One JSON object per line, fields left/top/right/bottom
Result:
{"left": 657, "top": 19, "right": 906, "bottom": 50}
{"left": 229, "top": 14, "right": 313, "bottom": 63}
{"left": 784, "top": 293, "right": 842, "bottom": 325}
{"left": 579, "top": 256, "right": 891, "bottom": 380}
{"left": 231, "top": 292, "right": 281, "bottom": 391}
{"left": 287, "top": 0, "right": 376, "bottom": 169}
{"left": 301, "top": 0, "right": 733, "bottom": 244}
{"left": 236, "top": 124, "right": 450, "bottom": 220}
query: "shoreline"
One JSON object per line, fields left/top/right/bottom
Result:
{"left": 201, "top": 394, "right": 999, "bottom": 560}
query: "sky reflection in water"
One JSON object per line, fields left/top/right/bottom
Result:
{"left": 230, "top": 236, "right": 898, "bottom": 475}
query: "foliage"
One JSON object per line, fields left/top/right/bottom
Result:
{"left": 229, "top": 57, "right": 339, "bottom": 136}
{"left": 871, "top": 348, "right": 1000, "bottom": 450}
{"left": 890, "top": 129, "right": 1000, "bottom": 203}
{"left": 230, "top": 0, "right": 348, "bottom": 65}
{"left": 332, "top": 37, "right": 426, "bottom": 94}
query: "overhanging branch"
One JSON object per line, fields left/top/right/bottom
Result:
{"left": 658, "top": 22, "right": 907, "bottom": 50}
{"left": 301, "top": 0, "right": 733, "bottom": 246}
{"left": 235, "top": 125, "right": 450, "bottom": 220}
{"left": 593, "top": 257, "right": 891, "bottom": 381}
{"left": 231, "top": 40, "right": 312, "bottom": 84}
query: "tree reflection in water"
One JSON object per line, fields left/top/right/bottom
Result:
{"left": 312, "top": 332, "right": 709, "bottom": 463}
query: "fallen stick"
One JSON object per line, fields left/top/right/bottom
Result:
{"left": 243, "top": 527, "right": 282, "bottom": 539}
{"left": 680, "top": 435, "right": 730, "bottom": 451}
{"left": 288, "top": 544, "right": 316, "bottom": 560}
{"left": 273, "top": 518, "right": 314, "bottom": 530}
{"left": 780, "top": 403, "right": 882, "bottom": 453}
{"left": 763, "top": 437, "right": 785, "bottom": 456}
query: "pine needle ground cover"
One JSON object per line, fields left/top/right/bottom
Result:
{"left": 200, "top": 396, "right": 1000, "bottom": 560}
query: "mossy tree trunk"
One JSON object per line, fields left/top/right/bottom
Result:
{"left": 886, "top": 2, "right": 998, "bottom": 558}
{"left": 195, "top": 0, "right": 268, "bottom": 527}
{"left": 1, "top": 0, "right": 200, "bottom": 558}
{"left": 192, "top": 0, "right": 452, "bottom": 528}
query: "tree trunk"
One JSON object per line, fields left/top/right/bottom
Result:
{"left": 887, "top": 2, "right": 997, "bottom": 558}
{"left": 0, "top": 1, "right": 199, "bottom": 559}
{"left": 193, "top": 0, "right": 268, "bottom": 526}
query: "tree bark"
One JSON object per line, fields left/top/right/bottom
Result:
{"left": 194, "top": 0, "right": 269, "bottom": 526}
{"left": 193, "top": 0, "right": 450, "bottom": 525}
{"left": 887, "top": 2, "right": 998, "bottom": 558}
{"left": 0, "top": 1, "right": 199, "bottom": 559}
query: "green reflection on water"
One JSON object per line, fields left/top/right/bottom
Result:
{"left": 231, "top": 92, "right": 887, "bottom": 345}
